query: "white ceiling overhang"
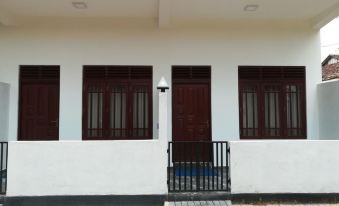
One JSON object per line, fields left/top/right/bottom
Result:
{"left": 0, "top": 0, "right": 338, "bottom": 29}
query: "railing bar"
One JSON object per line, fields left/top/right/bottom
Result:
{"left": 167, "top": 142, "right": 170, "bottom": 192}
{"left": 226, "top": 142, "right": 229, "bottom": 191}
{"left": 221, "top": 142, "right": 224, "bottom": 190}
{"left": 196, "top": 142, "right": 200, "bottom": 191}
{"left": 203, "top": 143, "right": 205, "bottom": 191}
{"left": 178, "top": 144, "right": 181, "bottom": 191}
{"left": 208, "top": 142, "right": 211, "bottom": 190}
{"left": 168, "top": 141, "right": 228, "bottom": 143}
{"left": 190, "top": 142, "right": 193, "bottom": 191}
{"left": 229, "top": 142, "right": 231, "bottom": 191}
{"left": 212, "top": 142, "right": 215, "bottom": 190}
{"left": 184, "top": 142, "right": 187, "bottom": 191}
{"left": 0, "top": 143, "right": 3, "bottom": 194}
{"left": 216, "top": 142, "right": 219, "bottom": 190}
{"left": 5, "top": 143, "right": 8, "bottom": 194}
{"left": 172, "top": 143, "right": 176, "bottom": 191}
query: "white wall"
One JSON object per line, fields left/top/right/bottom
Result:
{"left": 0, "top": 82, "right": 9, "bottom": 141}
{"left": 7, "top": 140, "right": 167, "bottom": 196}
{"left": 0, "top": 21, "right": 322, "bottom": 141}
{"left": 231, "top": 140, "right": 339, "bottom": 193}
{"left": 318, "top": 80, "right": 339, "bottom": 139}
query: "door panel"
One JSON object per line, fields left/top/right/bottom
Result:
{"left": 19, "top": 81, "right": 59, "bottom": 141}
{"left": 173, "top": 84, "right": 210, "bottom": 142}
{"left": 172, "top": 84, "right": 211, "bottom": 161}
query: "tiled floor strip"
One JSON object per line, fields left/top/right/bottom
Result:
{"left": 166, "top": 200, "right": 231, "bottom": 206}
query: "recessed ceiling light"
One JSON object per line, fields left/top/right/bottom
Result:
{"left": 244, "top": 4, "right": 259, "bottom": 12}
{"left": 72, "top": 2, "right": 87, "bottom": 9}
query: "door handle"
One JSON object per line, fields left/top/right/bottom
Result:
{"left": 51, "top": 120, "right": 59, "bottom": 127}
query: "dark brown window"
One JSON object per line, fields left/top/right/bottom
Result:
{"left": 83, "top": 66, "right": 152, "bottom": 140}
{"left": 239, "top": 66, "right": 306, "bottom": 139}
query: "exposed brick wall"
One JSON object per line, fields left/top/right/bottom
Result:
{"left": 322, "top": 62, "right": 339, "bottom": 81}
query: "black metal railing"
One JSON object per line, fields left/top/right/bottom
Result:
{"left": 167, "top": 141, "right": 230, "bottom": 192}
{"left": 0, "top": 142, "right": 8, "bottom": 194}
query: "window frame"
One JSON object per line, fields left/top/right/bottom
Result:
{"left": 82, "top": 66, "right": 153, "bottom": 140}
{"left": 238, "top": 66, "right": 307, "bottom": 140}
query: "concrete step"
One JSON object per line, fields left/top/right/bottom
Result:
{"left": 167, "top": 192, "right": 231, "bottom": 202}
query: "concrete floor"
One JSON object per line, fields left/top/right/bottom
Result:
{"left": 165, "top": 202, "right": 339, "bottom": 206}
{"left": 234, "top": 205, "right": 339, "bottom": 206}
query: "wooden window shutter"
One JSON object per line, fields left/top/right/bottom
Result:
{"left": 238, "top": 66, "right": 305, "bottom": 81}
{"left": 172, "top": 66, "right": 211, "bottom": 81}
{"left": 84, "top": 66, "right": 152, "bottom": 80}
{"left": 20, "top": 66, "right": 60, "bottom": 80}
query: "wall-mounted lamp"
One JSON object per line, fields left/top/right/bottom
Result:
{"left": 157, "top": 77, "right": 169, "bottom": 93}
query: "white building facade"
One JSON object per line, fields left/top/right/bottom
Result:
{"left": 0, "top": 0, "right": 339, "bottom": 205}
{"left": 0, "top": 15, "right": 326, "bottom": 142}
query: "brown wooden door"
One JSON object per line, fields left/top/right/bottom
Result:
{"left": 173, "top": 84, "right": 210, "bottom": 141}
{"left": 19, "top": 66, "right": 60, "bottom": 141}
{"left": 172, "top": 83, "right": 211, "bottom": 161}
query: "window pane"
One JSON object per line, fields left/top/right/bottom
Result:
{"left": 109, "top": 86, "right": 127, "bottom": 138}
{"left": 264, "top": 85, "right": 280, "bottom": 137}
{"left": 286, "top": 84, "right": 302, "bottom": 136}
{"left": 87, "top": 86, "right": 103, "bottom": 137}
{"left": 133, "top": 87, "right": 149, "bottom": 137}
{"left": 240, "top": 86, "right": 258, "bottom": 137}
